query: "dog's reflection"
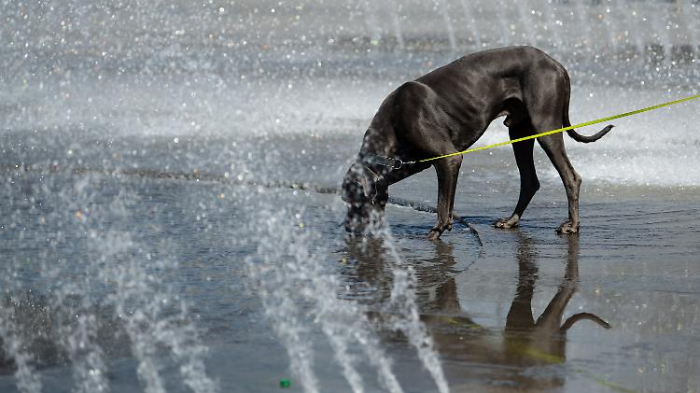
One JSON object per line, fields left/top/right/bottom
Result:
{"left": 343, "top": 231, "right": 610, "bottom": 388}
{"left": 425, "top": 232, "right": 611, "bottom": 390}
{"left": 501, "top": 233, "right": 610, "bottom": 365}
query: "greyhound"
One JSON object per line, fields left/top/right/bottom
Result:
{"left": 342, "top": 46, "right": 612, "bottom": 239}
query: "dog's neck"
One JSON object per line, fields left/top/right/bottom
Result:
{"left": 359, "top": 152, "right": 395, "bottom": 168}
{"left": 357, "top": 127, "right": 405, "bottom": 190}
{"left": 357, "top": 153, "right": 398, "bottom": 186}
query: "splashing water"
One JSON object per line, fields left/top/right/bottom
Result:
{"left": 42, "top": 266, "right": 110, "bottom": 393}
{"left": 93, "top": 230, "right": 217, "bottom": 393}
{"left": 0, "top": 300, "right": 43, "bottom": 393}
{"left": 243, "top": 191, "right": 451, "bottom": 393}
{"left": 2, "top": 0, "right": 700, "bottom": 392}
{"left": 245, "top": 206, "right": 404, "bottom": 393}
{"left": 0, "top": 175, "right": 218, "bottom": 393}
{"left": 380, "top": 233, "right": 449, "bottom": 393}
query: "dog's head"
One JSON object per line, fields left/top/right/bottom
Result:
{"left": 342, "top": 162, "right": 387, "bottom": 234}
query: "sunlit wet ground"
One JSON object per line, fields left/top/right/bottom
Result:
{"left": 2, "top": 48, "right": 700, "bottom": 392}
{"left": 3, "top": 121, "right": 700, "bottom": 392}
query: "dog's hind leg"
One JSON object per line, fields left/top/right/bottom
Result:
{"left": 535, "top": 127, "right": 582, "bottom": 234}
{"left": 495, "top": 121, "right": 540, "bottom": 229}
{"left": 523, "top": 71, "right": 582, "bottom": 233}
{"left": 428, "top": 154, "right": 463, "bottom": 240}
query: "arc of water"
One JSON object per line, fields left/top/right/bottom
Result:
{"left": 646, "top": 0, "right": 673, "bottom": 63}
{"left": 36, "top": 239, "right": 111, "bottom": 393}
{"left": 51, "top": 284, "right": 110, "bottom": 393}
{"left": 685, "top": 0, "right": 699, "bottom": 48}
{"left": 360, "top": 0, "right": 383, "bottom": 45}
{"left": 59, "top": 313, "right": 109, "bottom": 393}
{"left": 621, "top": 0, "right": 646, "bottom": 57}
{"left": 247, "top": 210, "right": 404, "bottom": 393}
{"left": 676, "top": 0, "right": 698, "bottom": 60}
{"left": 263, "top": 295, "right": 319, "bottom": 393}
{"left": 458, "top": 0, "right": 481, "bottom": 48}
{"left": 604, "top": 0, "right": 623, "bottom": 53}
{"left": 95, "top": 229, "right": 218, "bottom": 393}
{"left": 0, "top": 304, "right": 43, "bottom": 393}
{"left": 495, "top": 0, "right": 511, "bottom": 47}
{"left": 106, "top": 251, "right": 168, "bottom": 393}
{"left": 387, "top": 0, "right": 405, "bottom": 51}
{"left": 380, "top": 231, "right": 450, "bottom": 393}
{"left": 436, "top": 0, "right": 458, "bottom": 53}
{"left": 515, "top": 0, "right": 537, "bottom": 46}
{"left": 542, "top": 0, "right": 564, "bottom": 50}
{"left": 573, "top": 0, "right": 594, "bottom": 50}
{"left": 310, "top": 260, "right": 403, "bottom": 393}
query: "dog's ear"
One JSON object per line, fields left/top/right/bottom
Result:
{"left": 358, "top": 170, "right": 373, "bottom": 198}
{"left": 357, "top": 165, "right": 380, "bottom": 202}
{"left": 342, "top": 163, "right": 377, "bottom": 202}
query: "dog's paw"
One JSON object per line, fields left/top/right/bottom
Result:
{"left": 427, "top": 228, "right": 443, "bottom": 240}
{"left": 556, "top": 220, "right": 579, "bottom": 234}
{"left": 494, "top": 215, "right": 519, "bottom": 229}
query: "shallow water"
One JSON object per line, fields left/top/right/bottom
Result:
{"left": 2, "top": 1, "right": 700, "bottom": 391}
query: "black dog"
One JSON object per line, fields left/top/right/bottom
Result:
{"left": 342, "top": 46, "right": 612, "bottom": 239}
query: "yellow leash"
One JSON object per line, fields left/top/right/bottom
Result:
{"left": 407, "top": 93, "right": 700, "bottom": 164}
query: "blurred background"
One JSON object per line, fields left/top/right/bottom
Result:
{"left": 3, "top": 0, "right": 699, "bottom": 82}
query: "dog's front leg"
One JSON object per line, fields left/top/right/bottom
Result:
{"left": 428, "top": 155, "right": 463, "bottom": 240}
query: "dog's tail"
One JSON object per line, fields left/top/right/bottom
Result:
{"left": 559, "top": 313, "right": 611, "bottom": 333}
{"left": 562, "top": 74, "right": 614, "bottom": 143}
